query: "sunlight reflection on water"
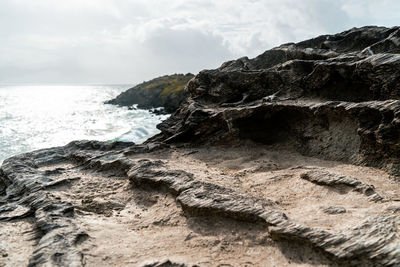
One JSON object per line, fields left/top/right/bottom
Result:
{"left": 0, "top": 84, "right": 169, "bottom": 163}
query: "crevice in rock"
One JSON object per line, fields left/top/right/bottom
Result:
{"left": 233, "top": 105, "right": 360, "bottom": 162}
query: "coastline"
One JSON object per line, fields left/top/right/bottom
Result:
{"left": 1, "top": 26, "right": 400, "bottom": 266}
{"left": 0, "top": 84, "right": 168, "bottom": 164}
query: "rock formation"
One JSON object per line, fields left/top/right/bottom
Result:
{"left": 106, "top": 73, "right": 195, "bottom": 114}
{"left": 153, "top": 26, "right": 400, "bottom": 174}
{"left": 1, "top": 26, "right": 400, "bottom": 266}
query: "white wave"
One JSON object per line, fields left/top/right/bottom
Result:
{"left": 0, "top": 84, "right": 168, "bottom": 163}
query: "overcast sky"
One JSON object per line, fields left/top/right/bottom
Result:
{"left": 0, "top": 0, "right": 399, "bottom": 84}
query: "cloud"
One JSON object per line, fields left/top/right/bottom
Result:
{"left": 0, "top": 0, "right": 398, "bottom": 83}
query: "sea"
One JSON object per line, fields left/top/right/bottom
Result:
{"left": 0, "top": 84, "right": 169, "bottom": 164}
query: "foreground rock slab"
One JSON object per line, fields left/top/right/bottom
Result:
{"left": 1, "top": 141, "right": 399, "bottom": 266}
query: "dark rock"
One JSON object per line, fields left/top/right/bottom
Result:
{"left": 151, "top": 26, "right": 400, "bottom": 173}
{"left": 106, "top": 73, "right": 195, "bottom": 113}
{"left": 0, "top": 141, "right": 137, "bottom": 266}
{"left": 149, "top": 107, "right": 168, "bottom": 115}
{"left": 386, "top": 205, "right": 400, "bottom": 213}
{"left": 141, "top": 259, "right": 191, "bottom": 267}
{"left": 300, "top": 169, "right": 383, "bottom": 201}
{"left": 322, "top": 206, "right": 347, "bottom": 215}
{"left": 269, "top": 214, "right": 400, "bottom": 266}
{"left": 0, "top": 203, "right": 31, "bottom": 220}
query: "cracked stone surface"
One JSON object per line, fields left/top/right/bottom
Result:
{"left": 0, "top": 141, "right": 399, "bottom": 266}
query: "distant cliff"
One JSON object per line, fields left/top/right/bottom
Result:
{"left": 106, "top": 73, "right": 194, "bottom": 113}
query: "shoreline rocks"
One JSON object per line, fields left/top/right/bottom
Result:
{"left": 1, "top": 26, "right": 400, "bottom": 266}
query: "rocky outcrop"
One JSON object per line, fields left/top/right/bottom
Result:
{"left": 106, "top": 73, "right": 194, "bottom": 113}
{"left": 153, "top": 26, "right": 400, "bottom": 174}
{"left": 1, "top": 26, "right": 400, "bottom": 266}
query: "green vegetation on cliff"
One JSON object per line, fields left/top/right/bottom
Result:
{"left": 106, "top": 73, "right": 194, "bottom": 113}
{"left": 141, "top": 74, "right": 193, "bottom": 97}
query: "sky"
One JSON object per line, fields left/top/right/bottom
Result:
{"left": 0, "top": 0, "right": 399, "bottom": 84}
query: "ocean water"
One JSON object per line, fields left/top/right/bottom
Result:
{"left": 0, "top": 84, "right": 169, "bottom": 164}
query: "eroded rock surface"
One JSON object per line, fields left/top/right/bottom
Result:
{"left": 154, "top": 26, "right": 400, "bottom": 174}
{"left": 1, "top": 26, "right": 400, "bottom": 266}
{"left": 1, "top": 141, "right": 399, "bottom": 266}
{"left": 300, "top": 169, "right": 383, "bottom": 202}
